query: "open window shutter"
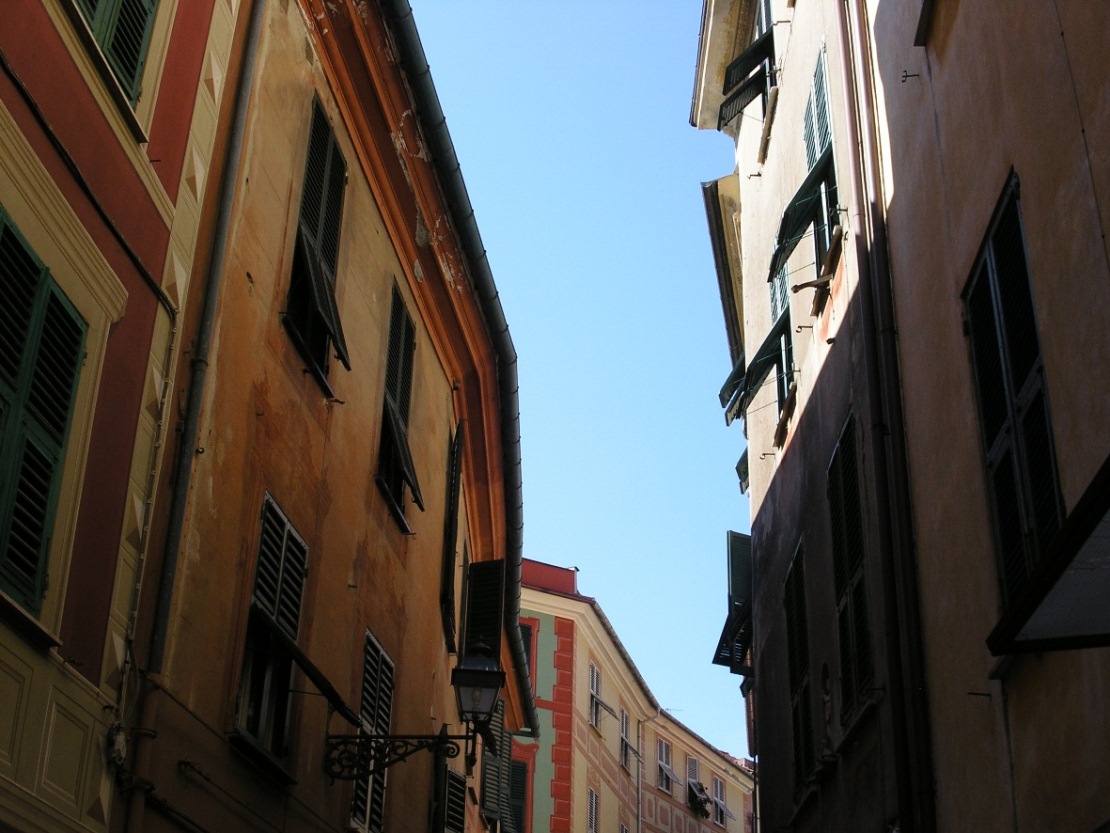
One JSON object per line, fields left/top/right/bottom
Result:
{"left": 497, "top": 711, "right": 516, "bottom": 833}
{"left": 463, "top": 560, "right": 506, "bottom": 661}
{"left": 253, "top": 499, "right": 307, "bottom": 641}
{"left": 441, "top": 421, "right": 465, "bottom": 649}
{"left": 509, "top": 761, "right": 528, "bottom": 833}
{"left": 0, "top": 218, "right": 86, "bottom": 613}
{"left": 103, "top": 0, "right": 158, "bottom": 103}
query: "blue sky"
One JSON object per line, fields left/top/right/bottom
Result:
{"left": 410, "top": 2, "right": 751, "bottom": 757}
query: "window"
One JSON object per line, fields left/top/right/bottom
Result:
{"left": 719, "top": 0, "right": 776, "bottom": 128}
{"left": 440, "top": 421, "right": 464, "bottom": 650}
{"left": 284, "top": 101, "right": 351, "bottom": 392}
{"left": 351, "top": 632, "right": 394, "bottom": 833}
{"left": 964, "top": 176, "right": 1061, "bottom": 608}
{"left": 443, "top": 767, "right": 467, "bottom": 833}
{"left": 828, "top": 418, "right": 873, "bottom": 721}
{"left": 687, "top": 757, "right": 711, "bottom": 818}
{"left": 785, "top": 550, "right": 814, "bottom": 796}
{"left": 657, "top": 737, "right": 682, "bottom": 793}
{"left": 711, "top": 776, "right": 735, "bottom": 826}
{"left": 587, "top": 788, "right": 599, "bottom": 833}
{"left": 237, "top": 497, "right": 308, "bottom": 763}
{"left": 619, "top": 709, "right": 632, "bottom": 769}
{"left": 74, "top": 0, "right": 159, "bottom": 103}
{"left": 509, "top": 760, "right": 528, "bottom": 833}
{"left": 769, "top": 264, "right": 794, "bottom": 415}
{"left": 589, "top": 662, "right": 602, "bottom": 728}
{"left": 0, "top": 212, "right": 87, "bottom": 615}
{"left": 481, "top": 699, "right": 515, "bottom": 830}
{"left": 767, "top": 53, "right": 839, "bottom": 293}
{"left": 376, "top": 287, "right": 423, "bottom": 526}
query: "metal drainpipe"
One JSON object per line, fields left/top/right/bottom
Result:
{"left": 834, "top": 2, "right": 935, "bottom": 830}
{"left": 146, "top": 0, "right": 266, "bottom": 676}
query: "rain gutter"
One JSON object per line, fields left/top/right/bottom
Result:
{"left": 379, "top": 0, "right": 540, "bottom": 739}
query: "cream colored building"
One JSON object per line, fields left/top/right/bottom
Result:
{"left": 515, "top": 560, "right": 754, "bottom": 833}
{"left": 694, "top": 1, "right": 1110, "bottom": 832}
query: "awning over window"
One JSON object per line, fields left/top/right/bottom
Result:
{"left": 987, "top": 451, "right": 1110, "bottom": 653}
{"left": 767, "top": 145, "right": 834, "bottom": 283}
{"left": 720, "top": 308, "right": 790, "bottom": 423}
{"left": 298, "top": 226, "right": 351, "bottom": 370}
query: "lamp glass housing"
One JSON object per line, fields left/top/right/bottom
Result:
{"left": 451, "top": 657, "right": 505, "bottom": 723}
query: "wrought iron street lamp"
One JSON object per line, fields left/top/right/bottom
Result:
{"left": 324, "top": 656, "right": 504, "bottom": 780}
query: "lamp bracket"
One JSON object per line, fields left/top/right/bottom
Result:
{"left": 324, "top": 727, "right": 472, "bottom": 780}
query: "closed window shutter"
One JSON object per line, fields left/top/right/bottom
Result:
{"left": 587, "top": 789, "right": 599, "bottom": 833}
{"left": 509, "top": 760, "right": 528, "bottom": 833}
{"left": 252, "top": 498, "right": 308, "bottom": 641}
{"left": 0, "top": 217, "right": 86, "bottom": 613}
{"left": 462, "top": 560, "right": 506, "bottom": 661}
{"left": 444, "top": 768, "right": 467, "bottom": 833}
{"left": 480, "top": 699, "right": 505, "bottom": 819}
{"left": 352, "top": 633, "right": 394, "bottom": 833}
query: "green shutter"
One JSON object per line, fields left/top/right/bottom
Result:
{"left": 352, "top": 632, "right": 394, "bottom": 833}
{"left": 75, "top": 0, "right": 158, "bottom": 104}
{"left": 509, "top": 760, "right": 528, "bottom": 833}
{"left": 441, "top": 421, "right": 465, "bottom": 650}
{"left": 0, "top": 215, "right": 86, "bottom": 614}
{"left": 444, "top": 767, "right": 467, "bottom": 833}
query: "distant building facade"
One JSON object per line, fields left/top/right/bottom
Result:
{"left": 517, "top": 560, "right": 754, "bottom": 833}
{"left": 694, "top": 1, "right": 1110, "bottom": 832}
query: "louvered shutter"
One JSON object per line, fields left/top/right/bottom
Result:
{"left": 509, "top": 761, "right": 528, "bottom": 833}
{"left": 0, "top": 217, "right": 86, "bottom": 613}
{"left": 480, "top": 699, "right": 505, "bottom": 819}
{"left": 587, "top": 789, "right": 599, "bottom": 833}
{"left": 74, "top": 0, "right": 158, "bottom": 103}
{"left": 444, "top": 767, "right": 467, "bottom": 833}
{"left": 441, "top": 421, "right": 465, "bottom": 649}
{"left": 462, "top": 560, "right": 506, "bottom": 662}
{"left": 252, "top": 499, "right": 308, "bottom": 641}
{"left": 294, "top": 104, "right": 350, "bottom": 370}
{"left": 352, "top": 633, "right": 394, "bottom": 833}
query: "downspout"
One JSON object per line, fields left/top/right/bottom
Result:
{"left": 126, "top": 6, "right": 266, "bottom": 831}
{"left": 380, "top": 0, "right": 539, "bottom": 739}
{"left": 834, "top": 3, "right": 934, "bottom": 831}
{"left": 147, "top": 0, "right": 266, "bottom": 675}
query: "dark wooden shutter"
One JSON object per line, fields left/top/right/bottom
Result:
{"left": 385, "top": 288, "right": 416, "bottom": 425}
{"left": 353, "top": 633, "right": 394, "bottom": 833}
{"left": 252, "top": 498, "right": 307, "bottom": 641}
{"left": 463, "top": 560, "right": 506, "bottom": 661}
{"left": 509, "top": 760, "right": 527, "bottom": 833}
{"left": 441, "top": 421, "right": 465, "bottom": 650}
{"left": 480, "top": 699, "right": 505, "bottom": 819}
{"left": 444, "top": 767, "right": 467, "bottom": 833}
{"left": 0, "top": 216, "right": 86, "bottom": 613}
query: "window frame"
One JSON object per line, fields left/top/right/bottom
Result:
{"left": 828, "top": 417, "right": 873, "bottom": 722}
{"left": 785, "top": 547, "right": 814, "bottom": 798}
{"left": 656, "top": 736, "right": 683, "bottom": 793}
{"left": 963, "top": 174, "right": 1062, "bottom": 610}
{"left": 235, "top": 496, "right": 308, "bottom": 773}
{"left": 283, "top": 100, "right": 351, "bottom": 396}
{"left": 619, "top": 708, "right": 632, "bottom": 770}
{"left": 376, "top": 286, "right": 424, "bottom": 529}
